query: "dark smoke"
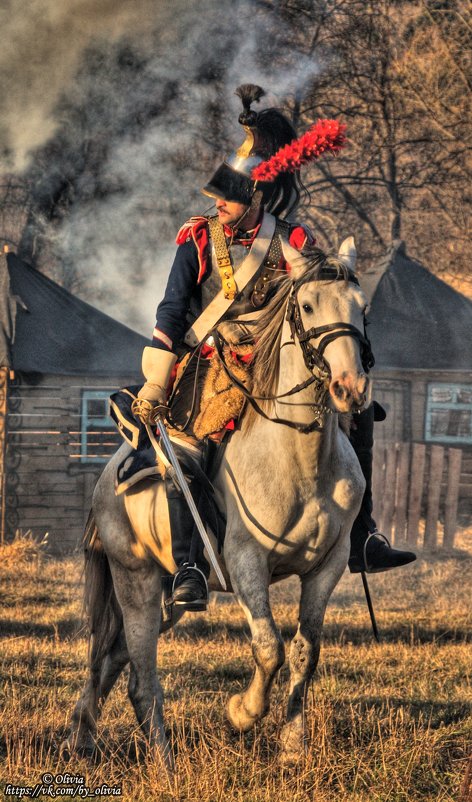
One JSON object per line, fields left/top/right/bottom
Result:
{"left": 1, "top": 0, "right": 317, "bottom": 334}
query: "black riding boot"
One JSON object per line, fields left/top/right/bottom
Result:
{"left": 165, "top": 475, "right": 210, "bottom": 611}
{"left": 348, "top": 404, "right": 416, "bottom": 573}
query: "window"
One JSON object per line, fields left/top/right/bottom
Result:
{"left": 425, "top": 383, "right": 472, "bottom": 444}
{"left": 81, "top": 390, "right": 121, "bottom": 463}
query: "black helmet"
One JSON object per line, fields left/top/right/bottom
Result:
{"left": 202, "top": 84, "right": 302, "bottom": 217}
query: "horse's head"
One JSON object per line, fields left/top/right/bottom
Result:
{"left": 282, "top": 238, "right": 373, "bottom": 414}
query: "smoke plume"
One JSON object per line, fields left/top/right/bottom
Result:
{"left": 1, "top": 0, "right": 317, "bottom": 334}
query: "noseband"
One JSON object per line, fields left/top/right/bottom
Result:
{"left": 286, "top": 268, "right": 375, "bottom": 380}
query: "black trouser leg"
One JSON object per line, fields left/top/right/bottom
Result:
{"left": 349, "top": 404, "right": 376, "bottom": 552}
{"left": 348, "top": 405, "right": 417, "bottom": 572}
{"left": 165, "top": 475, "right": 210, "bottom": 577}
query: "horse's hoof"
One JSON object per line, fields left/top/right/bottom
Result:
{"left": 279, "top": 749, "right": 303, "bottom": 768}
{"left": 279, "top": 725, "right": 306, "bottom": 766}
{"left": 146, "top": 740, "right": 175, "bottom": 774}
{"left": 59, "top": 734, "right": 96, "bottom": 760}
{"left": 226, "top": 693, "right": 258, "bottom": 732}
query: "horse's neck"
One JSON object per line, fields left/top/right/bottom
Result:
{"left": 267, "top": 338, "right": 339, "bottom": 476}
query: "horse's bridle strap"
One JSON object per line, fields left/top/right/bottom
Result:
{"left": 298, "top": 322, "right": 372, "bottom": 361}
{"left": 287, "top": 283, "right": 375, "bottom": 375}
{"left": 212, "top": 330, "right": 326, "bottom": 434}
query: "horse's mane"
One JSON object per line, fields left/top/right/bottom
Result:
{"left": 243, "top": 246, "right": 349, "bottom": 431}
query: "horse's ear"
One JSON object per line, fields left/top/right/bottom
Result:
{"left": 338, "top": 237, "right": 357, "bottom": 272}
{"left": 281, "top": 240, "right": 310, "bottom": 280}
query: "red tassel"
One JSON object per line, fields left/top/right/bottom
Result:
{"left": 251, "top": 119, "right": 346, "bottom": 181}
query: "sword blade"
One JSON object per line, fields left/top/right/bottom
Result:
{"left": 155, "top": 417, "right": 227, "bottom": 590}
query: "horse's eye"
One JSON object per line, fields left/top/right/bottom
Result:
{"left": 302, "top": 303, "right": 313, "bottom": 314}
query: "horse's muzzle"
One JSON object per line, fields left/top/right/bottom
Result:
{"left": 329, "top": 372, "right": 370, "bottom": 412}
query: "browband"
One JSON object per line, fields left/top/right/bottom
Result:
{"left": 294, "top": 267, "right": 359, "bottom": 287}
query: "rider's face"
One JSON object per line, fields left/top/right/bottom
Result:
{"left": 215, "top": 198, "right": 250, "bottom": 227}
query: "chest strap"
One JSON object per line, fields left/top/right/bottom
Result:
{"left": 184, "top": 212, "right": 277, "bottom": 348}
{"left": 208, "top": 216, "right": 238, "bottom": 300}
{"left": 251, "top": 218, "right": 290, "bottom": 307}
{"left": 208, "top": 216, "right": 291, "bottom": 306}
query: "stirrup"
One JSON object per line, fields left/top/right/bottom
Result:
{"left": 170, "top": 563, "right": 209, "bottom": 611}
{"left": 362, "top": 529, "right": 390, "bottom": 569}
{"left": 349, "top": 528, "right": 416, "bottom": 574}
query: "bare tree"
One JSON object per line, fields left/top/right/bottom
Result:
{"left": 271, "top": 0, "right": 471, "bottom": 278}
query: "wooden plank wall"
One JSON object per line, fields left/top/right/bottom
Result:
{"left": 373, "top": 441, "right": 467, "bottom": 551}
{"left": 4, "top": 371, "right": 471, "bottom": 554}
{"left": 4, "top": 374, "right": 129, "bottom": 553}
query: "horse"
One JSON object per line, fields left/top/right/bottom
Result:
{"left": 63, "top": 237, "right": 372, "bottom": 767}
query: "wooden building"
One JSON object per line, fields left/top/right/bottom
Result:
{"left": 0, "top": 250, "right": 148, "bottom": 553}
{"left": 1, "top": 242, "right": 470, "bottom": 553}
{"left": 366, "top": 241, "right": 472, "bottom": 519}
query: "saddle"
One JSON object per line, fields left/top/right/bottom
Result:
{"left": 109, "top": 344, "right": 252, "bottom": 573}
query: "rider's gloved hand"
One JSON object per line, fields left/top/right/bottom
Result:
{"left": 132, "top": 347, "right": 177, "bottom": 424}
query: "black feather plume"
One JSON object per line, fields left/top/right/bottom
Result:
{"left": 236, "top": 84, "right": 266, "bottom": 126}
{"left": 235, "top": 84, "right": 266, "bottom": 111}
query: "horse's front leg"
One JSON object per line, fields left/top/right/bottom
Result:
{"left": 281, "top": 535, "right": 350, "bottom": 764}
{"left": 225, "top": 540, "right": 285, "bottom": 732}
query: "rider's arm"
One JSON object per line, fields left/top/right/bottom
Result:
{"left": 136, "top": 240, "right": 200, "bottom": 410}
{"left": 152, "top": 240, "right": 200, "bottom": 352}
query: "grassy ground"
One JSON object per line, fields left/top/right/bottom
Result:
{"left": 0, "top": 530, "right": 471, "bottom": 802}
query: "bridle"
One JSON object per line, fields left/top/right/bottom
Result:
{"left": 286, "top": 267, "right": 375, "bottom": 381}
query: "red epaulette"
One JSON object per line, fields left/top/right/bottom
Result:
{"left": 175, "top": 216, "right": 210, "bottom": 284}
{"left": 277, "top": 224, "right": 316, "bottom": 274}
{"left": 289, "top": 223, "right": 316, "bottom": 251}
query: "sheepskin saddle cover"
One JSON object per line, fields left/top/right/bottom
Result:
{"left": 192, "top": 344, "right": 253, "bottom": 440}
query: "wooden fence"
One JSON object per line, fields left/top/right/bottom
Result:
{"left": 372, "top": 442, "right": 464, "bottom": 550}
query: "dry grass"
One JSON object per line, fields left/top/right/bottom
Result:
{"left": 1, "top": 529, "right": 471, "bottom": 802}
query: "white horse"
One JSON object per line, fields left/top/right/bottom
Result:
{"left": 64, "top": 238, "right": 371, "bottom": 766}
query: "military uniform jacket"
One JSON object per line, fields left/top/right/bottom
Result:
{"left": 151, "top": 212, "right": 314, "bottom": 353}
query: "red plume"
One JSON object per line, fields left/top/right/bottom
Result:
{"left": 251, "top": 119, "right": 346, "bottom": 181}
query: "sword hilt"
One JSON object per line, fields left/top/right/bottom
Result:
{"left": 131, "top": 397, "right": 169, "bottom": 425}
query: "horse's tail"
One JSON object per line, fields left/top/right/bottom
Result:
{"left": 83, "top": 510, "right": 123, "bottom": 677}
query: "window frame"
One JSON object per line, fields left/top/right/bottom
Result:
{"left": 425, "top": 382, "right": 472, "bottom": 445}
{"left": 81, "top": 390, "right": 117, "bottom": 464}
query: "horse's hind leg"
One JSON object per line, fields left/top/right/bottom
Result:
{"left": 280, "top": 541, "right": 349, "bottom": 764}
{"left": 107, "top": 557, "right": 171, "bottom": 764}
{"left": 63, "top": 628, "right": 129, "bottom": 757}
{"left": 225, "top": 545, "right": 285, "bottom": 732}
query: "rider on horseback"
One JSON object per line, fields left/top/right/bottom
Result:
{"left": 134, "top": 85, "right": 416, "bottom": 610}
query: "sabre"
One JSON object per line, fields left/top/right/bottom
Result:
{"left": 146, "top": 416, "right": 227, "bottom": 591}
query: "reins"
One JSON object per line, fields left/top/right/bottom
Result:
{"left": 212, "top": 329, "right": 330, "bottom": 434}
{"left": 212, "top": 267, "right": 375, "bottom": 434}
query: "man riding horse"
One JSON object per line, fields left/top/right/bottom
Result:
{"left": 132, "top": 84, "right": 415, "bottom": 610}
